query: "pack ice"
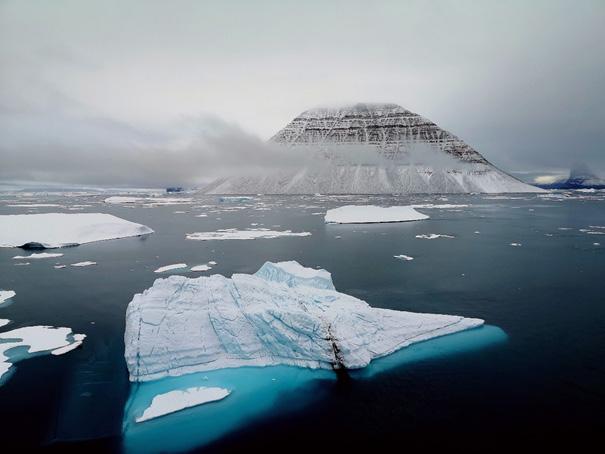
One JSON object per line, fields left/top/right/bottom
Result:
{"left": 125, "top": 261, "right": 483, "bottom": 382}
{"left": 0, "top": 213, "right": 153, "bottom": 248}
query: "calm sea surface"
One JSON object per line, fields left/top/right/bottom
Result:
{"left": 0, "top": 191, "right": 603, "bottom": 452}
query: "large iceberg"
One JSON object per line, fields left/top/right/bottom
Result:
{"left": 0, "top": 213, "right": 153, "bottom": 248}
{"left": 124, "top": 261, "right": 483, "bottom": 382}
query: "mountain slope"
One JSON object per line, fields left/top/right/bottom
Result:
{"left": 203, "top": 103, "right": 542, "bottom": 194}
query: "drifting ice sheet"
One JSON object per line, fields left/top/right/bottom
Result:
{"left": 0, "top": 326, "right": 85, "bottom": 382}
{"left": 124, "top": 261, "right": 483, "bottom": 382}
{"left": 13, "top": 252, "right": 64, "bottom": 259}
{"left": 324, "top": 205, "right": 429, "bottom": 224}
{"left": 186, "top": 228, "right": 311, "bottom": 241}
{"left": 0, "top": 290, "right": 16, "bottom": 306}
{"left": 0, "top": 213, "right": 153, "bottom": 248}
{"left": 136, "top": 387, "right": 231, "bottom": 422}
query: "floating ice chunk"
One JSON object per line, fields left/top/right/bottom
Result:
{"left": 13, "top": 252, "right": 64, "bottom": 259}
{"left": 325, "top": 205, "right": 429, "bottom": 224}
{"left": 124, "top": 261, "right": 483, "bottom": 382}
{"left": 208, "top": 261, "right": 217, "bottom": 266}
{"left": 0, "top": 290, "right": 16, "bottom": 306}
{"left": 135, "top": 387, "right": 231, "bottom": 423}
{"left": 71, "top": 261, "right": 97, "bottom": 267}
{"left": 191, "top": 264, "right": 212, "bottom": 272}
{"left": 0, "top": 213, "right": 153, "bottom": 248}
{"left": 0, "top": 326, "right": 85, "bottom": 382}
{"left": 186, "top": 229, "right": 311, "bottom": 241}
{"left": 0, "top": 319, "right": 9, "bottom": 328}
{"left": 510, "top": 243, "right": 522, "bottom": 247}
{"left": 104, "top": 196, "right": 192, "bottom": 205}
{"left": 415, "top": 234, "right": 455, "bottom": 239}
{"left": 254, "top": 261, "right": 335, "bottom": 290}
{"left": 154, "top": 263, "right": 188, "bottom": 273}
{"left": 7, "top": 203, "right": 63, "bottom": 208}
{"left": 218, "top": 196, "right": 253, "bottom": 203}
{"left": 54, "top": 265, "right": 66, "bottom": 269}
{"left": 394, "top": 255, "right": 414, "bottom": 261}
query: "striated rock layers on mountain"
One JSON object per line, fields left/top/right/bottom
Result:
{"left": 202, "top": 103, "right": 542, "bottom": 194}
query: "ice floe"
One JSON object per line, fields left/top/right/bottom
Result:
{"left": 154, "top": 264, "right": 188, "bottom": 273}
{"left": 510, "top": 243, "right": 522, "bottom": 247}
{"left": 13, "top": 252, "right": 64, "bottom": 260}
{"left": 71, "top": 261, "right": 97, "bottom": 267}
{"left": 0, "top": 213, "right": 153, "bottom": 248}
{"left": 124, "top": 261, "right": 483, "bottom": 382}
{"left": 135, "top": 387, "right": 231, "bottom": 423}
{"left": 0, "top": 290, "right": 16, "bottom": 306}
{"left": 190, "top": 264, "right": 212, "bottom": 272}
{"left": 104, "top": 196, "right": 192, "bottom": 206}
{"left": 415, "top": 234, "right": 455, "bottom": 239}
{"left": 186, "top": 228, "right": 311, "bottom": 241}
{"left": 394, "top": 255, "right": 414, "bottom": 261}
{"left": 0, "top": 326, "right": 85, "bottom": 382}
{"left": 324, "top": 205, "right": 428, "bottom": 224}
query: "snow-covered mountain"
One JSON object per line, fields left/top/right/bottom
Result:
{"left": 202, "top": 103, "right": 542, "bottom": 194}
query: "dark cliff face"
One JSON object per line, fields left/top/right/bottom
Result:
{"left": 270, "top": 103, "right": 488, "bottom": 164}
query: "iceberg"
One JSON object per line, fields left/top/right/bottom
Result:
{"left": 394, "top": 255, "right": 414, "bottom": 261}
{"left": 124, "top": 261, "right": 483, "bottom": 382}
{"left": 135, "top": 387, "right": 231, "bottom": 423}
{"left": 0, "top": 213, "right": 153, "bottom": 248}
{"left": 324, "top": 205, "right": 428, "bottom": 224}
{"left": 71, "top": 261, "right": 97, "bottom": 267}
{"left": 415, "top": 234, "right": 455, "bottom": 239}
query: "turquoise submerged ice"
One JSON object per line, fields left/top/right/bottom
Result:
{"left": 124, "top": 260, "right": 483, "bottom": 381}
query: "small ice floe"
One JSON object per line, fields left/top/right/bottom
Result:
{"left": 195, "top": 214, "right": 208, "bottom": 217}
{"left": 71, "top": 261, "right": 97, "bottom": 267}
{"left": 135, "top": 387, "right": 231, "bottom": 423}
{"left": 208, "top": 261, "right": 217, "bottom": 265}
{"left": 0, "top": 326, "right": 85, "bottom": 382}
{"left": 13, "top": 252, "right": 64, "bottom": 260}
{"left": 173, "top": 211, "right": 187, "bottom": 214}
{"left": 7, "top": 204, "right": 63, "bottom": 208}
{"left": 191, "top": 264, "right": 212, "bottom": 272}
{"left": 594, "top": 243, "right": 601, "bottom": 246}
{"left": 154, "top": 263, "right": 188, "bottom": 273}
{"left": 325, "top": 205, "right": 428, "bottom": 224}
{"left": 0, "top": 319, "right": 9, "bottom": 328}
{"left": 510, "top": 243, "right": 522, "bottom": 247}
{"left": 0, "top": 213, "right": 153, "bottom": 248}
{"left": 0, "top": 290, "right": 16, "bottom": 306}
{"left": 394, "top": 255, "right": 414, "bottom": 261}
{"left": 14, "top": 262, "right": 30, "bottom": 266}
{"left": 54, "top": 265, "right": 67, "bottom": 269}
{"left": 104, "top": 196, "right": 192, "bottom": 206}
{"left": 186, "top": 229, "right": 311, "bottom": 241}
{"left": 474, "top": 231, "right": 481, "bottom": 234}
{"left": 415, "top": 234, "right": 455, "bottom": 240}
{"left": 558, "top": 227, "right": 573, "bottom": 231}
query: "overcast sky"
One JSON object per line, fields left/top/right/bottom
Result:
{"left": 1, "top": 0, "right": 604, "bottom": 186}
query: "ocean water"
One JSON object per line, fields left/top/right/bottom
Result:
{"left": 0, "top": 191, "right": 603, "bottom": 452}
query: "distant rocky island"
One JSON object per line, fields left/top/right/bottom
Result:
{"left": 202, "top": 103, "right": 542, "bottom": 194}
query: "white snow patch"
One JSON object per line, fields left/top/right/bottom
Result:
{"left": 0, "top": 213, "right": 153, "bottom": 248}
{"left": 186, "top": 229, "right": 311, "bottom": 241}
{"left": 135, "top": 387, "right": 231, "bottom": 423}
{"left": 325, "top": 205, "right": 428, "bottom": 224}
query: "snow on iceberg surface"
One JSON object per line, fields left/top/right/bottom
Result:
{"left": 0, "top": 213, "right": 153, "bottom": 248}
{"left": 324, "top": 205, "right": 429, "bottom": 224}
{"left": 124, "top": 261, "right": 483, "bottom": 382}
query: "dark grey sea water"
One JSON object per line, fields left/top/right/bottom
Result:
{"left": 0, "top": 191, "right": 604, "bottom": 452}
